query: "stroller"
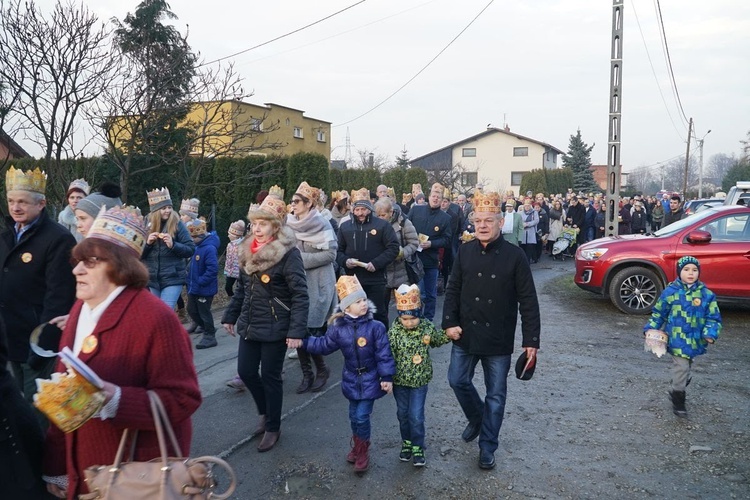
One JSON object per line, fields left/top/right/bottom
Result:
{"left": 552, "top": 225, "right": 579, "bottom": 261}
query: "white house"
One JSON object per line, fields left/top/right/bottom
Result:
{"left": 410, "top": 126, "right": 563, "bottom": 195}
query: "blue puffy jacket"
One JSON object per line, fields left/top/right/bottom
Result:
{"left": 186, "top": 231, "right": 219, "bottom": 296}
{"left": 305, "top": 305, "right": 395, "bottom": 401}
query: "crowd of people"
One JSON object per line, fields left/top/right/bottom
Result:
{"left": 4, "top": 165, "right": 713, "bottom": 496}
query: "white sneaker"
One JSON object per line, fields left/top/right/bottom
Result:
{"left": 287, "top": 349, "right": 298, "bottom": 359}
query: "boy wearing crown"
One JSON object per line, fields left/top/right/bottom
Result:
{"left": 0, "top": 167, "right": 76, "bottom": 407}
{"left": 387, "top": 284, "right": 449, "bottom": 467}
{"left": 186, "top": 218, "right": 220, "bottom": 349}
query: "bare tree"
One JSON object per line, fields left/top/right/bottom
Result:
{"left": 740, "top": 130, "right": 750, "bottom": 163}
{"left": 707, "top": 153, "right": 737, "bottom": 185}
{"left": 355, "top": 148, "right": 390, "bottom": 171}
{"left": 0, "top": 0, "right": 114, "bottom": 184}
{"left": 625, "top": 166, "right": 655, "bottom": 194}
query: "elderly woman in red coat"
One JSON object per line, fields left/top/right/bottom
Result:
{"left": 42, "top": 206, "right": 202, "bottom": 499}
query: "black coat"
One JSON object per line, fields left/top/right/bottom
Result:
{"left": 0, "top": 209, "right": 76, "bottom": 362}
{"left": 408, "top": 204, "right": 453, "bottom": 269}
{"left": 141, "top": 219, "right": 195, "bottom": 290}
{"left": 336, "top": 213, "right": 400, "bottom": 285}
{"left": 442, "top": 236, "right": 540, "bottom": 356}
{"left": 222, "top": 226, "right": 309, "bottom": 342}
{"left": 631, "top": 209, "right": 648, "bottom": 233}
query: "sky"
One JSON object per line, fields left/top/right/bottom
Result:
{"left": 20, "top": 0, "right": 750, "bottom": 172}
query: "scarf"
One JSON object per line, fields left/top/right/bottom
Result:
{"left": 251, "top": 237, "right": 274, "bottom": 254}
{"left": 286, "top": 208, "right": 337, "bottom": 250}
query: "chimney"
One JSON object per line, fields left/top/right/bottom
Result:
{"left": 368, "top": 153, "right": 374, "bottom": 168}
{"left": 504, "top": 124, "right": 510, "bottom": 132}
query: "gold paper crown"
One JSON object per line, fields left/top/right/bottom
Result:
{"left": 33, "top": 367, "right": 105, "bottom": 433}
{"left": 228, "top": 219, "right": 246, "bottom": 237}
{"left": 402, "top": 193, "right": 413, "bottom": 204}
{"left": 268, "top": 185, "right": 285, "bottom": 200}
{"left": 387, "top": 187, "right": 396, "bottom": 199}
{"left": 443, "top": 187, "right": 452, "bottom": 200}
{"left": 6, "top": 166, "right": 47, "bottom": 194}
{"left": 180, "top": 198, "right": 200, "bottom": 216}
{"left": 430, "top": 183, "right": 444, "bottom": 195}
{"left": 295, "top": 181, "right": 320, "bottom": 204}
{"left": 248, "top": 196, "right": 287, "bottom": 221}
{"left": 146, "top": 187, "right": 172, "bottom": 210}
{"left": 88, "top": 205, "right": 147, "bottom": 257}
{"left": 336, "top": 275, "right": 364, "bottom": 302}
{"left": 187, "top": 217, "right": 207, "bottom": 237}
{"left": 395, "top": 284, "right": 421, "bottom": 312}
{"left": 351, "top": 188, "right": 370, "bottom": 203}
{"left": 412, "top": 184, "right": 423, "bottom": 195}
{"left": 474, "top": 190, "right": 501, "bottom": 213}
{"left": 67, "top": 178, "right": 90, "bottom": 195}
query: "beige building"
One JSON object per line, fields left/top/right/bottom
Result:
{"left": 410, "top": 126, "right": 562, "bottom": 195}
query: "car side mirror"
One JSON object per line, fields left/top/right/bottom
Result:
{"left": 686, "top": 230, "right": 712, "bottom": 244}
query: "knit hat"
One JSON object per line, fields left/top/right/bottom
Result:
{"left": 66, "top": 178, "right": 90, "bottom": 197}
{"left": 395, "top": 284, "right": 421, "bottom": 317}
{"left": 336, "top": 275, "right": 367, "bottom": 312}
{"left": 87, "top": 205, "right": 147, "bottom": 257}
{"left": 415, "top": 193, "right": 425, "bottom": 203}
{"left": 179, "top": 198, "right": 200, "bottom": 219}
{"left": 228, "top": 220, "right": 246, "bottom": 238}
{"left": 351, "top": 188, "right": 374, "bottom": 212}
{"left": 75, "top": 182, "right": 123, "bottom": 219}
{"left": 147, "top": 187, "right": 172, "bottom": 212}
{"left": 677, "top": 255, "right": 700, "bottom": 276}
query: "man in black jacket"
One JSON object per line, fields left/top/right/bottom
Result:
{"left": 0, "top": 167, "right": 76, "bottom": 407}
{"left": 443, "top": 189, "right": 540, "bottom": 471}
{"left": 662, "top": 195, "right": 684, "bottom": 228}
{"left": 565, "top": 196, "right": 586, "bottom": 245}
{"left": 337, "top": 188, "right": 400, "bottom": 327}
{"left": 408, "top": 183, "right": 452, "bottom": 321}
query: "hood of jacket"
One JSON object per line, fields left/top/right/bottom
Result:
{"left": 240, "top": 225, "right": 297, "bottom": 275}
{"left": 196, "top": 230, "right": 220, "bottom": 250}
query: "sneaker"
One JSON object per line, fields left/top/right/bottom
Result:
{"left": 226, "top": 375, "right": 245, "bottom": 391}
{"left": 196, "top": 335, "right": 217, "bottom": 349}
{"left": 287, "top": 349, "right": 298, "bottom": 359}
{"left": 411, "top": 445, "right": 425, "bottom": 467}
{"left": 399, "top": 440, "right": 412, "bottom": 462}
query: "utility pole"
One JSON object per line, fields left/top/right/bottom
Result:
{"left": 682, "top": 117, "right": 693, "bottom": 197}
{"left": 697, "top": 129, "right": 711, "bottom": 198}
{"left": 605, "top": 0, "right": 624, "bottom": 237}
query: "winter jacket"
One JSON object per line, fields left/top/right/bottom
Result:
{"left": 443, "top": 236, "right": 541, "bottom": 356}
{"left": 57, "top": 205, "right": 83, "bottom": 243}
{"left": 618, "top": 206, "right": 632, "bottom": 234}
{"left": 630, "top": 209, "right": 648, "bottom": 234}
{"left": 385, "top": 214, "right": 419, "bottom": 289}
{"left": 662, "top": 208, "right": 684, "bottom": 229}
{"left": 336, "top": 213, "right": 400, "bottom": 285}
{"left": 644, "top": 279, "right": 721, "bottom": 359}
{"left": 186, "top": 232, "right": 219, "bottom": 296}
{"left": 141, "top": 220, "right": 195, "bottom": 290}
{"left": 388, "top": 318, "right": 449, "bottom": 388}
{"left": 304, "top": 305, "right": 395, "bottom": 401}
{"left": 221, "top": 226, "right": 308, "bottom": 342}
{"left": 408, "top": 204, "right": 452, "bottom": 269}
{"left": 224, "top": 238, "right": 242, "bottom": 278}
{"left": 566, "top": 202, "right": 586, "bottom": 229}
{"left": 651, "top": 204, "right": 665, "bottom": 225}
{"left": 520, "top": 208, "right": 538, "bottom": 245}
{"left": 0, "top": 209, "right": 76, "bottom": 363}
{"left": 501, "top": 211, "right": 524, "bottom": 247}
{"left": 584, "top": 206, "right": 597, "bottom": 233}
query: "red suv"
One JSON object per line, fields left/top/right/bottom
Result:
{"left": 575, "top": 205, "right": 750, "bottom": 314}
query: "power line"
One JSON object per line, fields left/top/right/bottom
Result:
{"left": 653, "top": 0, "right": 690, "bottom": 125}
{"left": 629, "top": 0, "right": 684, "bottom": 141}
{"left": 198, "top": 0, "right": 368, "bottom": 68}
{"left": 627, "top": 146, "right": 699, "bottom": 173}
{"left": 335, "top": 0, "right": 496, "bottom": 127}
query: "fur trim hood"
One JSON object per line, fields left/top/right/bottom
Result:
{"left": 240, "top": 225, "right": 298, "bottom": 275}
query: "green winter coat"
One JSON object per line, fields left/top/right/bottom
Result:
{"left": 388, "top": 318, "right": 450, "bottom": 388}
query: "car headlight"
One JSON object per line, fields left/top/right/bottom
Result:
{"left": 579, "top": 248, "right": 608, "bottom": 261}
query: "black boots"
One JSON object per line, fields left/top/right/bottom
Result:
{"left": 296, "top": 349, "right": 314, "bottom": 394}
{"left": 310, "top": 355, "right": 330, "bottom": 392}
{"left": 669, "top": 391, "right": 687, "bottom": 417}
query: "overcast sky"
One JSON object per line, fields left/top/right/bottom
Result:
{"left": 26, "top": 0, "right": 750, "bottom": 172}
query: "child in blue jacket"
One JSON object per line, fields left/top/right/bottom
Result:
{"left": 186, "top": 218, "right": 220, "bottom": 349}
{"left": 289, "top": 274, "right": 395, "bottom": 474}
{"left": 644, "top": 255, "right": 721, "bottom": 417}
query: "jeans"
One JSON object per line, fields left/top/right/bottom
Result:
{"left": 187, "top": 294, "right": 215, "bottom": 335}
{"left": 586, "top": 227, "right": 595, "bottom": 242}
{"left": 149, "top": 285, "right": 183, "bottom": 310}
{"left": 393, "top": 384, "right": 428, "bottom": 448}
{"left": 237, "top": 338, "right": 287, "bottom": 432}
{"left": 418, "top": 267, "right": 440, "bottom": 321}
{"left": 447, "top": 343, "right": 511, "bottom": 454}
{"left": 349, "top": 399, "right": 375, "bottom": 440}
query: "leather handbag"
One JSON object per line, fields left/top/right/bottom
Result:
{"left": 79, "top": 391, "right": 236, "bottom": 499}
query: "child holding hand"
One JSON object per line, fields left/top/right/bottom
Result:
{"left": 288, "top": 275, "right": 395, "bottom": 474}
{"left": 644, "top": 255, "right": 721, "bottom": 417}
{"left": 388, "top": 284, "right": 450, "bottom": 467}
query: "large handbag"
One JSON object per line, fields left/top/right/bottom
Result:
{"left": 400, "top": 226, "right": 425, "bottom": 285}
{"left": 79, "top": 391, "right": 236, "bottom": 499}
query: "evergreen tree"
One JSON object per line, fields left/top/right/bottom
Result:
{"left": 562, "top": 129, "right": 599, "bottom": 194}
{"left": 395, "top": 147, "right": 410, "bottom": 169}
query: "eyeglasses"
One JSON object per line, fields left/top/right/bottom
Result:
{"left": 71, "top": 256, "right": 107, "bottom": 269}
{"left": 290, "top": 199, "right": 303, "bottom": 205}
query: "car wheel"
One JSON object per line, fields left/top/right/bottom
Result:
{"left": 608, "top": 266, "right": 663, "bottom": 315}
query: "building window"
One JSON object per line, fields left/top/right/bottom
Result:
{"left": 462, "top": 148, "right": 476, "bottom": 157}
{"left": 461, "top": 172, "right": 478, "bottom": 186}
{"left": 317, "top": 130, "right": 326, "bottom": 142}
{"left": 251, "top": 118, "right": 262, "bottom": 131}
{"left": 293, "top": 127, "right": 303, "bottom": 139}
{"left": 511, "top": 172, "right": 525, "bottom": 185}
{"left": 513, "top": 147, "right": 528, "bottom": 157}
{"left": 285, "top": 118, "right": 290, "bottom": 126}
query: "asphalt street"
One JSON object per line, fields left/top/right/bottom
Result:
{"left": 187, "top": 257, "right": 750, "bottom": 499}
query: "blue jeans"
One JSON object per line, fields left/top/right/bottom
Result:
{"left": 418, "top": 267, "right": 440, "bottom": 321}
{"left": 348, "top": 399, "right": 375, "bottom": 440}
{"left": 393, "top": 384, "right": 428, "bottom": 448}
{"left": 447, "top": 343, "right": 511, "bottom": 454}
{"left": 149, "top": 285, "right": 183, "bottom": 310}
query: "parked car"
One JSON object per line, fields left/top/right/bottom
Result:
{"left": 575, "top": 205, "right": 750, "bottom": 314}
{"left": 683, "top": 198, "right": 724, "bottom": 216}
{"left": 723, "top": 181, "right": 750, "bottom": 206}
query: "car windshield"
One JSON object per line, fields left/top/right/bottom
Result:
{"left": 653, "top": 208, "right": 718, "bottom": 236}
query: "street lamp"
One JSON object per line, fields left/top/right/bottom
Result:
{"left": 696, "top": 129, "right": 711, "bottom": 198}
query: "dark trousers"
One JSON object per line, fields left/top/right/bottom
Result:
{"left": 187, "top": 294, "right": 216, "bottom": 335}
{"left": 361, "top": 281, "right": 388, "bottom": 329}
{"left": 237, "top": 338, "right": 286, "bottom": 432}
{"left": 11, "top": 359, "right": 56, "bottom": 431}
{"left": 225, "top": 276, "right": 237, "bottom": 297}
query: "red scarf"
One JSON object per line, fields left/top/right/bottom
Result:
{"left": 251, "top": 237, "right": 274, "bottom": 254}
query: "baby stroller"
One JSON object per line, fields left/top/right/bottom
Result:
{"left": 552, "top": 225, "right": 578, "bottom": 261}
